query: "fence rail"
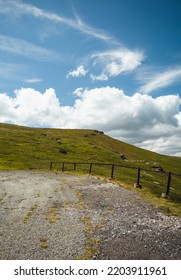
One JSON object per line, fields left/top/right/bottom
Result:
{"left": 50, "top": 161, "right": 181, "bottom": 199}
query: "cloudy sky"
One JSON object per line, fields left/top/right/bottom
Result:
{"left": 0, "top": 0, "right": 181, "bottom": 156}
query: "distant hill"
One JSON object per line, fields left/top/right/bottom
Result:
{"left": 0, "top": 122, "right": 181, "bottom": 214}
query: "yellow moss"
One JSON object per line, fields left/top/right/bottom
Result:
{"left": 40, "top": 243, "right": 48, "bottom": 249}
{"left": 86, "top": 238, "right": 100, "bottom": 245}
{"left": 60, "top": 190, "right": 87, "bottom": 211}
{"left": 23, "top": 204, "right": 38, "bottom": 224}
{"left": 73, "top": 190, "right": 87, "bottom": 210}
{"left": 78, "top": 215, "right": 100, "bottom": 260}
{"left": 40, "top": 237, "right": 48, "bottom": 242}
{"left": 84, "top": 246, "right": 97, "bottom": 260}
{"left": 45, "top": 207, "right": 60, "bottom": 223}
{"left": 4, "top": 207, "right": 16, "bottom": 211}
{"left": 85, "top": 220, "right": 93, "bottom": 235}
{"left": 61, "top": 202, "right": 72, "bottom": 209}
{"left": 79, "top": 216, "right": 91, "bottom": 222}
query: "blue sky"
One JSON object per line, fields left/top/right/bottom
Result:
{"left": 0, "top": 0, "right": 181, "bottom": 156}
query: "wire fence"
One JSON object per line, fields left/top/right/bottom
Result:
{"left": 50, "top": 161, "right": 181, "bottom": 201}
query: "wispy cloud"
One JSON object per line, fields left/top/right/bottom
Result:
{"left": 0, "top": 35, "right": 59, "bottom": 61}
{"left": 72, "top": 14, "right": 115, "bottom": 42}
{"left": 90, "top": 73, "right": 108, "bottom": 81}
{"left": 0, "top": 62, "right": 28, "bottom": 81}
{"left": 24, "top": 78, "right": 42, "bottom": 84}
{"left": 90, "top": 48, "right": 144, "bottom": 81}
{"left": 0, "top": 0, "right": 114, "bottom": 43}
{"left": 66, "top": 66, "right": 88, "bottom": 78}
{"left": 138, "top": 67, "right": 181, "bottom": 94}
{"left": 66, "top": 48, "right": 144, "bottom": 81}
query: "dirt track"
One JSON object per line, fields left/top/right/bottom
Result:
{"left": 0, "top": 171, "right": 180, "bottom": 259}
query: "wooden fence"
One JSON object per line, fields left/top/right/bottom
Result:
{"left": 50, "top": 161, "right": 181, "bottom": 199}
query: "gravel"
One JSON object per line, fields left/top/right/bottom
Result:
{"left": 0, "top": 170, "right": 180, "bottom": 260}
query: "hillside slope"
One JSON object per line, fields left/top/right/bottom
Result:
{"left": 0, "top": 122, "right": 180, "bottom": 172}
{"left": 0, "top": 123, "right": 181, "bottom": 212}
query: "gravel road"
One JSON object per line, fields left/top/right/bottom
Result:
{"left": 0, "top": 171, "right": 180, "bottom": 260}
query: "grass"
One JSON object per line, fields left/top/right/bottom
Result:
{"left": 78, "top": 215, "right": 100, "bottom": 260}
{"left": 45, "top": 207, "right": 60, "bottom": 223}
{"left": 23, "top": 204, "right": 38, "bottom": 224}
{"left": 39, "top": 237, "right": 49, "bottom": 249}
{"left": 0, "top": 122, "right": 181, "bottom": 215}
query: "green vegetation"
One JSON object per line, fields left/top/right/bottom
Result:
{"left": 78, "top": 215, "right": 100, "bottom": 260}
{"left": 45, "top": 207, "right": 60, "bottom": 223}
{"left": 39, "top": 237, "right": 49, "bottom": 249}
{"left": 0, "top": 122, "right": 181, "bottom": 214}
{"left": 23, "top": 204, "right": 38, "bottom": 224}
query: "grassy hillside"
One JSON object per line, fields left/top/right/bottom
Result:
{"left": 0, "top": 122, "right": 181, "bottom": 214}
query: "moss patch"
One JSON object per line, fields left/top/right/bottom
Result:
{"left": 39, "top": 237, "right": 49, "bottom": 249}
{"left": 45, "top": 207, "right": 60, "bottom": 223}
{"left": 23, "top": 204, "right": 38, "bottom": 224}
{"left": 79, "top": 215, "right": 100, "bottom": 260}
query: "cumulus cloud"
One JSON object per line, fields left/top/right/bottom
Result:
{"left": 138, "top": 66, "right": 181, "bottom": 94}
{"left": 66, "top": 66, "right": 88, "bottom": 78}
{"left": 90, "top": 48, "right": 144, "bottom": 81}
{"left": 0, "top": 86, "right": 180, "bottom": 156}
{"left": 0, "top": 88, "right": 67, "bottom": 127}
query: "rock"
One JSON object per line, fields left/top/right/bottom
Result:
{"left": 157, "top": 167, "right": 164, "bottom": 172}
{"left": 59, "top": 148, "right": 67, "bottom": 154}
{"left": 162, "top": 193, "right": 169, "bottom": 198}
{"left": 152, "top": 162, "right": 160, "bottom": 168}
{"left": 151, "top": 162, "right": 164, "bottom": 172}
{"left": 120, "top": 154, "right": 126, "bottom": 160}
{"left": 134, "top": 183, "right": 142, "bottom": 189}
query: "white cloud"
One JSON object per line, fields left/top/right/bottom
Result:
{"left": 66, "top": 48, "right": 143, "bottom": 81}
{"left": 0, "top": 86, "right": 180, "bottom": 155}
{"left": 0, "top": 35, "right": 59, "bottom": 61}
{"left": 73, "top": 88, "right": 84, "bottom": 97}
{"left": 66, "top": 66, "right": 88, "bottom": 78}
{"left": 0, "top": 0, "right": 114, "bottom": 43}
{"left": 24, "top": 78, "right": 42, "bottom": 84}
{"left": 0, "top": 88, "right": 67, "bottom": 127}
{"left": 138, "top": 67, "right": 181, "bottom": 94}
{"left": 0, "top": 63, "right": 28, "bottom": 81}
{"left": 90, "top": 49, "right": 144, "bottom": 81}
{"left": 0, "top": 93, "right": 16, "bottom": 119}
{"left": 90, "top": 73, "right": 108, "bottom": 81}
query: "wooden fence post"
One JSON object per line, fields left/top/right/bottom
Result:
{"left": 62, "top": 162, "right": 65, "bottom": 172}
{"left": 166, "top": 172, "right": 172, "bottom": 196}
{"left": 111, "top": 164, "right": 115, "bottom": 178}
{"left": 74, "top": 163, "right": 76, "bottom": 171}
{"left": 134, "top": 167, "right": 142, "bottom": 188}
{"left": 50, "top": 161, "right": 53, "bottom": 170}
{"left": 89, "top": 163, "right": 93, "bottom": 174}
{"left": 137, "top": 167, "right": 141, "bottom": 185}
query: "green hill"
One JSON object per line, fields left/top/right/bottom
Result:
{"left": 0, "top": 122, "right": 181, "bottom": 214}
